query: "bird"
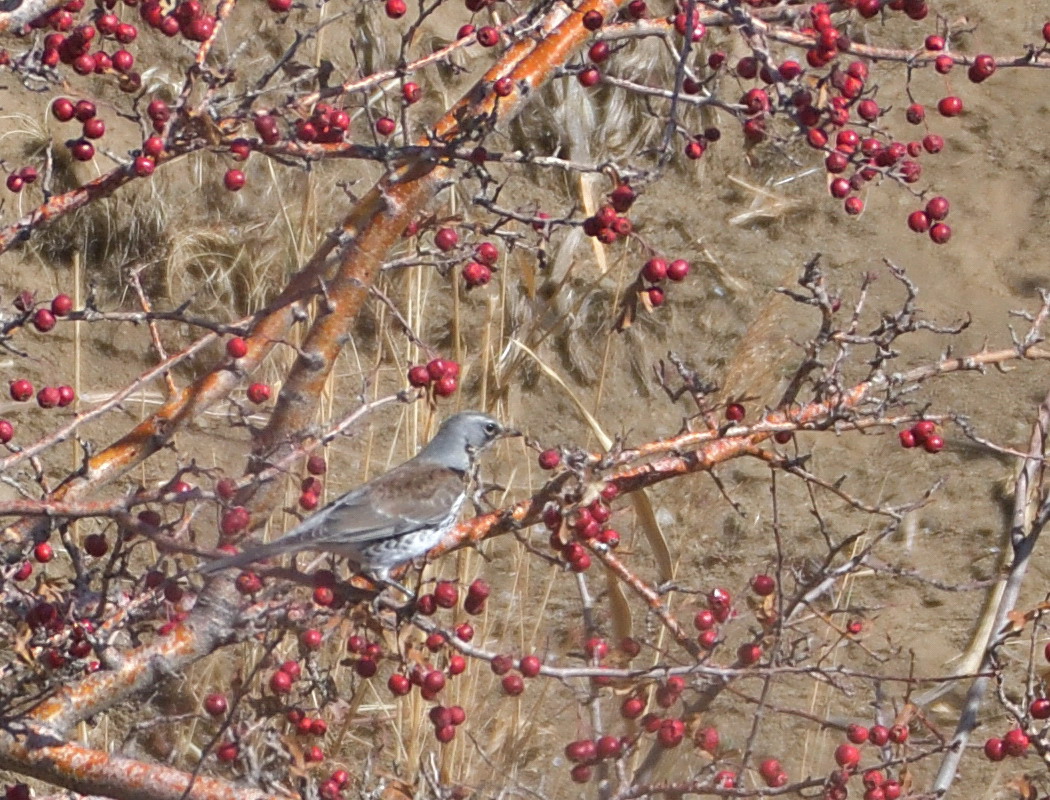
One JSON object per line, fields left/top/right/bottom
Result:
{"left": 200, "top": 411, "right": 513, "bottom": 582}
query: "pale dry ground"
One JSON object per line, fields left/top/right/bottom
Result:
{"left": 1, "top": 0, "right": 1050, "bottom": 796}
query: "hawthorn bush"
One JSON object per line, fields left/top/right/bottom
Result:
{"left": 2, "top": 0, "right": 1050, "bottom": 798}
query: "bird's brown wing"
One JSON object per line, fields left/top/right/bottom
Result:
{"left": 198, "top": 461, "right": 465, "bottom": 574}
{"left": 301, "top": 460, "right": 466, "bottom": 547}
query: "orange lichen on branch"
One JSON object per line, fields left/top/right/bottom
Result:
{"left": 251, "top": 0, "right": 636, "bottom": 472}
{"left": 0, "top": 736, "right": 283, "bottom": 800}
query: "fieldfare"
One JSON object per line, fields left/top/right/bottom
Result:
{"left": 201, "top": 411, "right": 511, "bottom": 581}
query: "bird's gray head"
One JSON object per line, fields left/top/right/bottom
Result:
{"left": 416, "top": 411, "right": 511, "bottom": 472}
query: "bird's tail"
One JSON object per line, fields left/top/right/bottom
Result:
{"left": 197, "top": 536, "right": 306, "bottom": 575}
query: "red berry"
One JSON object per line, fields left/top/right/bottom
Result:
{"left": 132, "top": 156, "right": 155, "bottom": 177}
{"left": 501, "top": 674, "right": 524, "bottom": 695}
{"left": 656, "top": 719, "right": 685, "bottom": 748}
{"left": 216, "top": 741, "right": 239, "bottom": 762}
{"left": 387, "top": 673, "right": 411, "bottom": 695}
{"left": 34, "top": 542, "right": 55, "bottom": 562}
{"left": 37, "top": 386, "right": 60, "bottom": 408}
{"left": 983, "top": 737, "right": 1005, "bottom": 761}
{"left": 402, "top": 82, "right": 421, "bottom": 103}
{"left": 737, "top": 642, "right": 761, "bottom": 665}
{"left": 835, "top": 743, "right": 860, "bottom": 768}
{"left": 6, "top": 174, "right": 23, "bottom": 193}
{"left": 421, "top": 670, "right": 445, "bottom": 693}
{"left": 226, "top": 337, "right": 248, "bottom": 358}
{"left": 857, "top": 99, "right": 880, "bottom": 121}
{"left": 869, "top": 725, "right": 890, "bottom": 746}
{"left": 844, "top": 197, "right": 864, "bottom": 215}
{"left": 667, "top": 259, "right": 690, "bottom": 281}
{"left": 538, "top": 448, "right": 560, "bottom": 469}
{"left": 474, "top": 241, "right": 499, "bottom": 266}
{"left": 384, "top": 0, "right": 405, "bottom": 17}
{"left": 204, "top": 693, "right": 228, "bottom": 716}
{"left": 641, "top": 258, "right": 667, "bottom": 283}
{"left": 1031, "top": 697, "right": 1050, "bottom": 719}
{"left": 84, "top": 533, "right": 107, "bottom": 556}
{"left": 33, "top": 308, "right": 57, "bottom": 332}
{"left": 758, "top": 759, "right": 781, "bottom": 783}
{"left": 847, "top": 724, "right": 869, "bottom": 744}
{"left": 925, "top": 196, "right": 949, "bottom": 221}
{"left": 907, "top": 210, "right": 930, "bottom": 233}
{"left": 725, "top": 403, "right": 745, "bottom": 422}
{"left": 220, "top": 506, "right": 250, "bottom": 536}
{"left": 922, "top": 134, "right": 944, "bottom": 154}
{"left": 937, "top": 96, "right": 963, "bottom": 117}
{"left": 434, "top": 580, "right": 458, "bottom": 608}
{"left": 223, "top": 169, "right": 245, "bottom": 191}
{"left": 70, "top": 140, "right": 95, "bottom": 161}
{"left": 621, "top": 695, "right": 645, "bottom": 718}
{"left": 923, "top": 434, "right": 944, "bottom": 453}
{"left": 0, "top": 420, "right": 13, "bottom": 443}
{"left": 434, "top": 227, "right": 458, "bottom": 252}
{"left": 519, "top": 655, "right": 541, "bottom": 677}
{"left": 407, "top": 365, "right": 431, "bottom": 387}
{"left": 1003, "top": 727, "right": 1029, "bottom": 757}
{"left": 582, "top": 9, "right": 603, "bottom": 29}
{"left": 52, "top": 97, "right": 76, "bottom": 121}
{"left": 82, "top": 118, "right": 105, "bottom": 139}
{"left": 433, "top": 376, "right": 457, "bottom": 397}
{"left": 462, "top": 261, "right": 492, "bottom": 287}
{"left": 898, "top": 429, "right": 916, "bottom": 448}
{"left": 476, "top": 25, "right": 498, "bottom": 46}
{"left": 246, "top": 382, "right": 271, "bottom": 403}
{"left": 577, "top": 67, "right": 600, "bottom": 87}
{"left": 750, "top": 574, "right": 775, "bottom": 596}
{"left": 968, "top": 54, "right": 995, "bottom": 83}
{"left": 929, "top": 222, "right": 951, "bottom": 244}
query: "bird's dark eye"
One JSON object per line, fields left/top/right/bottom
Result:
{"left": 484, "top": 422, "right": 498, "bottom": 435}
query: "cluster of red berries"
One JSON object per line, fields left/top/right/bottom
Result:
{"left": 295, "top": 454, "right": 327, "bottom": 510}
{"left": 407, "top": 357, "right": 460, "bottom": 397}
{"left": 414, "top": 577, "right": 489, "bottom": 616}
{"left": 639, "top": 256, "right": 690, "bottom": 308}
{"left": 819, "top": 723, "right": 910, "bottom": 800}
{"left": 31, "top": 5, "right": 137, "bottom": 78}
{"left": 139, "top": 0, "right": 215, "bottom": 43}
{"left": 461, "top": 241, "right": 500, "bottom": 288}
{"left": 984, "top": 727, "right": 1030, "bottom": 761}
{"left": 541, "top": 485, "right": 621, "bottom": 573}
{"left": 294, "top": 103, "right": 351, "bottom": 144}
{"left": 51, "top": 96, "right": 105, "bottom": 162}
{"left": 425, "top": 704, "right": 467, "bottom": 743}
{"left": 286, "top": 707, "right": 329, "bottom": 738}
{"left": 9, "top": 380, "right": 76, "bottom": 410}
{"left": 581, "top": 184, "right": 635, "bottom": 244}
{"left": 693, "top": 587, "right": 733, "bottom": 649}
{"left": 905, "top": 195, "right": 951, "bottom": 244}
{"left": 22, "top": 601, "right": 101, "bottom": 673}
{"left": 564, "top": 733, "right": 630, "bottom": 783}
{"left": 383, "top": 580, "right": 494, "bottom": 739}
{"left": 344, "top": 635, "right": 384, "bottom": 679}
{"left": 897, "top": 419, "right": 943, "bottom": 453}
{"left": 316, "top": 769, "right": 351, "bottom": 800}
{"left": 5, "top": 166, "right": 38, "bottom": 193}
